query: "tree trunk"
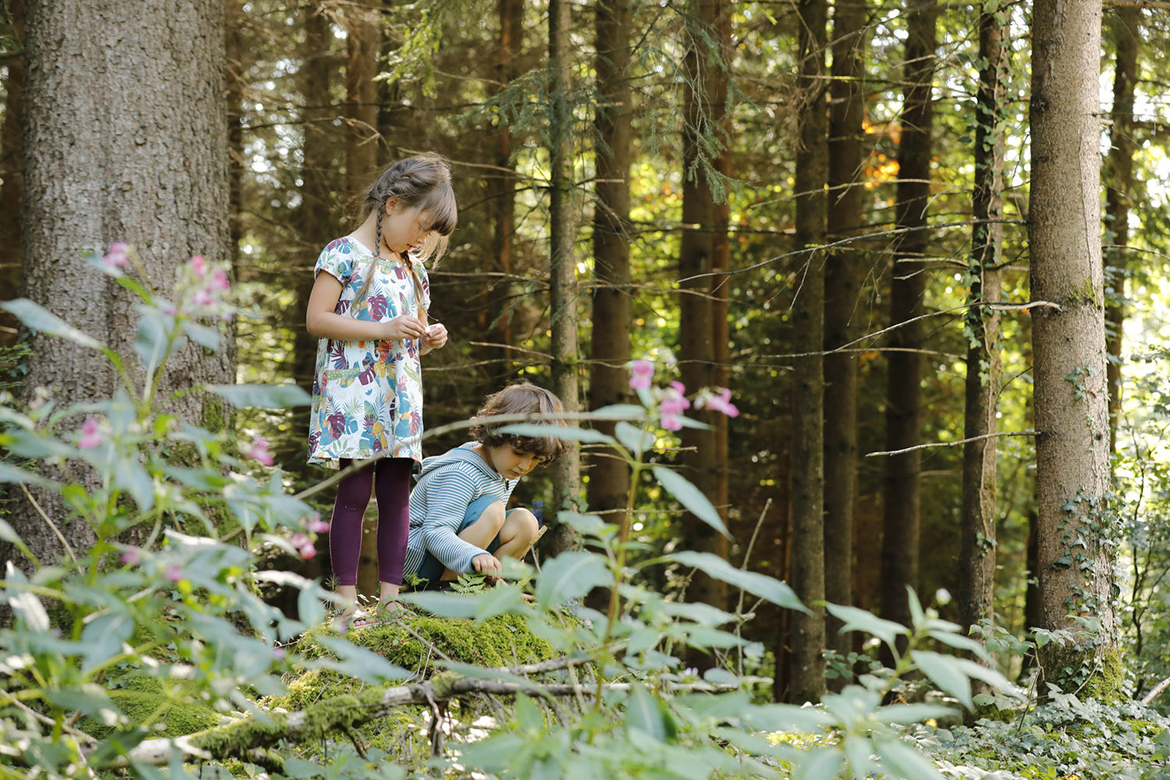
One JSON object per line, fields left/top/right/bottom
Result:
{"left": 15, "top": 0, "right": 232, "bottom": 565}
{"left": 543, "top": 0, "right": 582, "bottom": 555}
{"left": 1104, "top": 7, "right": 1139, "bottom": 454}
{"left": 489, "top": 0, "right": 524, "bottom": 379}
{"left": 678, "top": 0, "right": 730, "bottom": 612}
{"left": 588, "top": 0, "right": 632, "bottom": 524}
{"left": 823, "top": 0, "right": 866, "bottom": 678}
{"left": 344, "top": 0, "right": 381, "bottom": 196}
{"left": 225, "top": 0, "right": 244, "bottom": 267}
{"left": 880, "top": 0, "right": 937, "bottom": 636}
{"left": 785, "top": 0, "right": 828, "bottom": 705}
{"left": 0, "top": 0, "right": 26, "bottom": 346}
{"left": 958, "top": 4, "right": 1006, "bottom": 667}
{"left": 1030, "top": 0, "right": 1116, "bottom": 691}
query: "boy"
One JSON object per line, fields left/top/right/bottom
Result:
{"left": 403, "top": 382, "right": 568, "bottom": 589}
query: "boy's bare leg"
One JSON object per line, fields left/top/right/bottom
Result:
{"left": 493, "top": 508, "right": 542, "bottom": 561}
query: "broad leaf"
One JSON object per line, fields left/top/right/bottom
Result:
{"left": 207, "top": 383, "right": 313, "bottom": 408}
{"left": 911, "top": 651, "right": 972, "bottom": 709}
{"left": 399, "top": 591, "right": 480, "bottom": 619}
{"left": 314, "top": 636, "right": 410, "bottom": 683}
{"left": 874, "top": 737, "right": 946, "bottom": 780}
{"left": 614, "top": 421, "right": 655, "bottom": 455}
{"left": 794, "top": 749, "right": 844, "bottom": 780}
{"left": 0, "top": 463, "right": 58, "bottom": 489}
{"left": 535, "top": 550, "right": 612, "bottom": 608}
{"left": 653, "top": 466, "right": 729, "bottom": 538}
{"left": 824, "top": 602, "right": 909, "bottom": 647}
{"left": 0, "top": 299, "right": 104, "bottom": 351}
{"left": 670, "top": 551, "right": 808, "bottom": 614}
{"left": 626, "top": 684, "right": 667, "bottom": 742}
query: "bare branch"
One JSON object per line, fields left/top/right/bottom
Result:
{"left": 865, "top": 430, "right": 1037, "bottom": 458}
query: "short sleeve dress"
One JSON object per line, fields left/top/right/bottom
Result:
{"left": 307, "top": 236, "right": 432, "bottom": 466}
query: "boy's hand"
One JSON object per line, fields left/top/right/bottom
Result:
{"left": 471, "top": 553, "right": 501, "bottom": 575}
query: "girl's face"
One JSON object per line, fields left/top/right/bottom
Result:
{"left": 382, "top": 202, "right": 433, "bottom": 254}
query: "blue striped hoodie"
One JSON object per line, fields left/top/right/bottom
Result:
{"left": 403, "top": 443, "right": 519, "bottom": 577}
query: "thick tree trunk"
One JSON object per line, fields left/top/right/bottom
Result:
{"left": 588, "top": 0, "right": 632, "bottom": 524}
{"left": 1030, "top": 0, "right": 1116, "bottom": 690}
{"left": 344, "top": 0, "right": 381, "bottom": 196}
{"left": 823, "top": 0, "right": 866, "bottom": 676}
{"left": 543, "top": 0, "right": 582, "bottom": 555}
{"left": 785, "top": 0, "right": 828, "bottom": 705}
{"left": 880, "top": 0, "right": 937, "bottom": 635}
{"left": 15, "top": 0, "right": 232, "bottom": 565}
{"left": 0, "top": 0, "right": 26, "bottom": 345}
{"left": 1104, "top": 7, "right": 1139, "bottom": 454}
{"left": 678, "top": 0, "right": 730, "bottom": 612}
{"left": 958, "top": 5, "right": 1006, "bottom": 666}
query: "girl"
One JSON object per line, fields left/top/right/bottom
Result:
{"left": 305, "top": 153, "right": 455, "bottom": 627}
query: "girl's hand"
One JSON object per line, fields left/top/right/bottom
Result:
{"left": 380, "top": 314, "right": 426, "bottom": 341}
{"left": 471, "top": 553, "right": 501, "bottom": 575}
{"left": 421, "top": 323, "right": 448, "bottom": 352}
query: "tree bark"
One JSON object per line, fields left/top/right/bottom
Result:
{"left": 543, "top": 0, "right": 582, "bottom": 555}
{"left": 958, "top": 4, "right": 1006, "bottom": 669}
{"left": 15, "top": 0, "right": 232, "bottom": 565}
{"left": 880, "top": 0, "right": 937, "bottom": 636}
{"left": 0, "top": 0, "right": 26, "bottom": 346}
{"left": 785, "top": 0, "right": 828, "bottom": 705}
{"left": 1104, "top": 7, "right": 1139, "bottom": 454}
{"left": 823, "top": 0, "right": 866, "bottom": 677}
{"left": 678, "top": 0, "right": 730, "bottom": 612}
{"left": 588, "top": 0, "right": 633, "bottom": 525}
{"left": 344, "top": 0, "right": 381, "bottom": 196}
{"left": 1030, "top": 0, "right": 1116, "bottom": 690}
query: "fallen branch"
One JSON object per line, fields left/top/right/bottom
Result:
{"left": 1141, "top": 676, "right": 1170, "bottom": 706}
{"left": 109, "top": 673, "right": 770, "bottom": 768}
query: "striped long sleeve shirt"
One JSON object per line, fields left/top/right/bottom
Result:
{"left": 403, "top": 443, "right": 518, "bottom": 577}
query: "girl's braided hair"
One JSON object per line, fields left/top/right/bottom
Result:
{"left": 470, "top": 382, "right": 570, "bottom": 465}
{"left": 353, "top": 153, "right": 458, "bottom": 306}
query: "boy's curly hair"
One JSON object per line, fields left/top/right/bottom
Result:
{"left": 469, "top": 382, "right": 569, "bottom": 464}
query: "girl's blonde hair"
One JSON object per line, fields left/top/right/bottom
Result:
{"left": 354, "top": 153, "right": 458, "bottom": 307}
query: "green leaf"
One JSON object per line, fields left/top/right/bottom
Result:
{"left": 670, "top": 551, "right": 808, "bottom": 614}
{"left": 0, "top": 518, "right": 23, "bottom": 546}
{"left": 134, "top": 308, "right": 171, "bottom": 376}
{"left": 44, "top": 685, "right": 124, "bottom": 720}
{"left": 207, "top": 383, "right": 313, "bottom": 408}
{"left": 590, "top": 403, "right": 648, "bottom": 421}
{"left": 614, "top": 421, "right": 655, "bottom": 455}
{"left": 874, "top": 703, "right": 960, "bottom": 724}
{"left": 911, "top": 651, "right": 973, "bottom": 709}
{"left": 475, "top": 583, "right": 528, "bottom": 622}
{"left": 740, "top": 702, "right": 833, "bottom": 732}
{"left": 684, "top": 625, "right": 747, "bottom": 649}
{"left": 514, "top": 692, "right": 544, "bottom": 732}
{"left": 626, "top": 684, "right": 667, "bottom": 741}
{"left": 953, "top": 657, "right": 1021, "bottom": 697}
{"left": 558, "top": 511, "right": 613, "bottom": 538}
{"left": 182, "top": 320, "right": 222, "bottom": 350}
{"left": 313, "top": 636, "right": 410, "bottom": 684}
{"left": 535, "top": 551, "right": 612, "bottom": 608}
{"left": 874, "top": 737, "right": 946, "bottom": 780}
{"left": 653, "top": 466, "right": 729, "bottom": 538}
{"left": 80, "top": 614, "right": 135, "bottom": 672}
{"left": 498, "top": 423, "right": 615, "bottom": 445}
{"left": 116, "top": 457, "right": 154, "bottom": 513}
{"left": 0, "top": 299, "right": 105, "bottom": 351}
{"left": 824, "top": 602, "right": 909, "bottom": 647}
{"left": 660, "top": 601, "right": 737, "bottom": 626}
{"left": 399, "top": 591, "right": 480, "bottom": 619}
{"left": 459, "top": 734, "right": 526, "bottom": 774}
{"left": 794, "top": 748, "right": 844, "bottom": 780}
{"left": 844, "top": 735, "right": 877, "bottom": 779}
{"left": 926, "top": 628, "right": 994, "bottom": 664}
{"left": 439, "top": 661, "right": 543, "bottom": 692}
{"left": 0, "top": 462, "right": 59, "bottom": 488}
{"left": 9, "top": 587, "right": 50, "bottom": 632}
{"left": 703, "top": 667, "right": 740, "bottom": 686}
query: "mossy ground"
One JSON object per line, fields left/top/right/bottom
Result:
{"left": 81, "top": 676, "right": 221, "bottom": 739}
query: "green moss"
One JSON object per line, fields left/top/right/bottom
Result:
{"left": 1084, "top": 648, "right": 1125, "bottom": 703}
{"left": 82, "top": 676, "right": 220, "bottom": 739}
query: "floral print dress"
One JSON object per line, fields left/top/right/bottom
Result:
{"left": 308, "top": 236, "right": 431, "bottom": 466}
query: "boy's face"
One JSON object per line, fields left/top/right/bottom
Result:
{"left": 487, "top": 443, "right": 541, "bottom": 480}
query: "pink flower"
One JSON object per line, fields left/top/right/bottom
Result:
{"left": 307, "top": 515, "right": 330, "bottom": 534}
{"left": 629, "top": 360, "right": 654, "bottom": 390}
{"left": 78, "top": 416, "right": 103, "bottom": 449}
{"left": 290, "top": 533, "right": 310, "bottom": 549}
{"left": 299, "top": 542, "right": 317, "bottom": 560}
{"left": 165, "top": 564, "right": 183, "bottom": 583}
{"left": 659, "top": 382, "right": 691, "bottom": 430}
{"left": 273, "top": 646, "right": 286, "bottom": 660}
{"left": 120, "top": 547, "right": 141, "bottom": 565}
{"left": 102, "top": 243, "right": 129, "bottom": 270}
{"left": 193, "top": 289, "right": 214, "bottom": 308}
{"left": 704, "top": 387, "right": 740, "bottom": 418}
{"left": 210, "top": 269, "right": 230, "bottom": 291}
{"left": 661, "top": 414, "right": 684, "bottom": 431}
{"left": 246, "top": 434, "right": 274, "bottom": 466}
{"left": 189, "top": 255, "right": 207, "bottom": 277}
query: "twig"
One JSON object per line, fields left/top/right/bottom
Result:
{"left": 1104, "top": 0, "right": 1170, "bottom": 9}
{"left": 865, "top": 430, "right": 1037, "bottom": 458}
{"left": 19, "top": 483, "right": 76, "bottom": 565}
{"left": 1141, "top": 676, "right": 1170, "bottom": 706}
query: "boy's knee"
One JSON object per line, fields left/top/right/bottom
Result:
{"left": 507, "top": 508, "right": 540, "bottom": 545}
{"left": 474, "top": 500, "right": 507, "bottom": 532}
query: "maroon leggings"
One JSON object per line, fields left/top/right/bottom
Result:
{"left": 328, "top": 457, "right": 412, "bottom": 587}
